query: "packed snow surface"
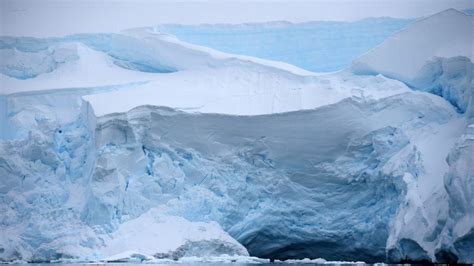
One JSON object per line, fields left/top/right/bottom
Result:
{"left": 0, "top": 8, "right": 473, "bottom": 264}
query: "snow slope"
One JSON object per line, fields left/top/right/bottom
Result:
{"left": 352, "top": 9, "right": 474, "bottom": 112}
{"left": 0, "top": 8, "right": 473, "bottom": 264}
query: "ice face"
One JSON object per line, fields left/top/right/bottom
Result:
{"left": 0, "top": 8, "right": 473, "bottom": 264}
{"left": 154, "top": 18, "right": 412, "bottom": 73}
{"left": 436, "top": 122, "right": 474, "bottom": 262}
{"left": 0, "top": 89, "right": 463, "bottom": 262}
{"left": 83, "top": 92, "right": 461, "bottom": 262}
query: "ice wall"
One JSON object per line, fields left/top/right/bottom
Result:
{"left": 155, "top": 18, "right": 412, "bottom": 72}
{"left": 83, "top": 91, "right": 457, "bottom": 262}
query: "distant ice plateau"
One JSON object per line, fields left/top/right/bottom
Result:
{"left": 0, "top": 9, "right": 473, "bottom": 264}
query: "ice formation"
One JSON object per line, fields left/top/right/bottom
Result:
{"left": 0, "top": 9, "right": 473, "bottom": 263}
{"left": 154, "top": 17, "right": 412, "bottom": 72}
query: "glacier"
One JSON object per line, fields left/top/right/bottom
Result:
{"left": 0, "top": 8, "right": 473, "bottom": 264}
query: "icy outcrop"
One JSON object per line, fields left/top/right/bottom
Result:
{"left": 352, "top": 9, "right": 474, "bottom": 112}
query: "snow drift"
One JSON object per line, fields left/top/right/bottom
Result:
{"left": 0, "top": 8, "right": 473, "bottom": 263}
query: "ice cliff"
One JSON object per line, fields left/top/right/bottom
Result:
{"left": 154, "top": 17, "right": 412, "bottom": 73}
{"left": 0, "top": 9, "right": 473, "bottom": 263}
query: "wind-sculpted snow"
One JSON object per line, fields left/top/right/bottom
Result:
{"left": 0, "top": 8, "right": 473, "bottom": 264}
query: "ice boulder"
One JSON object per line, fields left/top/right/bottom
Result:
{"left": 99, "top": 209, "right": 249, "bottom": 261}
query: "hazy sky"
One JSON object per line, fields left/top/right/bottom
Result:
{"left": 2, "top": 0, "right": 473, "bottom": 37}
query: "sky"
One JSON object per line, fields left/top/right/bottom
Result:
{"left": 1, "top": 0, "right": 474, "bottom": 37}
